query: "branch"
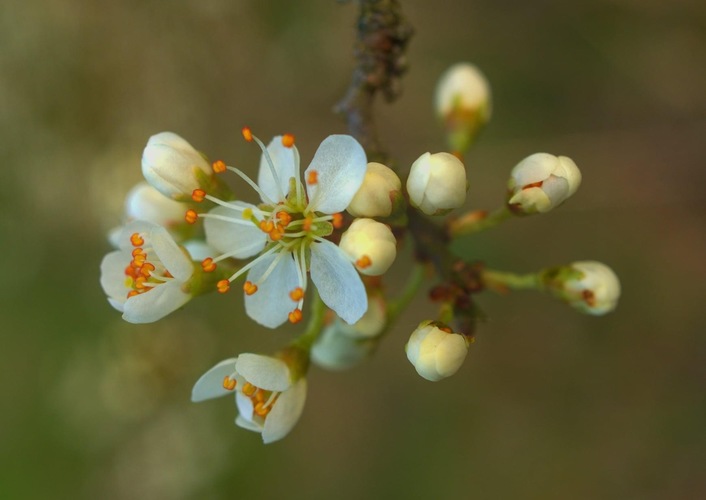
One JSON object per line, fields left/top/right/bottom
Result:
{"left": 335, "top": 0, "right": 413, "bottom": 164}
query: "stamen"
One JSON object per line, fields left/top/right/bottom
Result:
{"left": 307, "top": 170, "right": 318, "bottom": 185}
{"left": 201, "top": 258, "right": 217, "bottom": 272}
{"left": 289, "top": 287, "right": 304, "bottom": 302}
{"left": 127, "top": 290, "right": 140, "bottom": 298}
{"left": 356, "top": 255, "right": 372, "bottom": 269}
{"left": 332, "top": 213, "right": 343, "bottom": 229}
{"left": 254, "top": 389, "right": 265, "bottom": 403}
{"left": 288, "top": 308, "right": 303, "bottom": 324}
{"left": 250, "top": 133, "right": 285, "bottom": 201}
{"left": 302, "top": 215, "right": 313, "bottom": 232}
{"left": 259, "top": 220, "right": 275, "bottom": 233}
{"left": 242, "top": 382, "right": 257, "bottom": 396}
{"left": 185, "top": 209, "right": 198, "bottom": 224}
{"left": 225, "top": 165, "right": 276, "bottom": 205}
{"left": 222, "top": 376, "right": 237, "bottom": 391}
{"left": 254, "top": 401, "right": 270, "bottom": 417}
{"left": 217, "top": 279, "right": 230, "bottom": 294}
{"left": 213, "top": 160, "right": 227, "bottom": 173}
{"left": 276, "top": 211, "right": 292, "bottom": 226}
{"left": 281, "top": 133, "right": 295, "bottom": 148}
{"left": 130, "top": 233, "right": 144, "bottom": 247}
{"left": 242, "top": 126, "right": 253, "bottom": 142}
{"left": 192, "top": 189, "right": 206, "bottom": 202}
{"left": 243, "top": 281, "right": 258, "bottom": 295}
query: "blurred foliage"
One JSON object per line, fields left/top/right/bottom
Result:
{"left": 1, "top": 0, "right": 705, "bottom": 498}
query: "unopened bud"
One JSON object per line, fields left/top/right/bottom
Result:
{"left": 435, "top": 63, "right": 491, "bottom": 153}
{"left": 311, "top": 296, "right": 386, "bottom": 370}
{"left": 125, "top": 182, "right": 187, "bottom": 228}
{"left": 142, "top": 132, "right": 212, "bottom": 201}
{"left": 549, "top": 261, "right": 621, "bottom": 315}
{"left": 347, "top": 162, "right": 402, "bottom": 218}
{"left": 507, "top": 153, "right": 581, "bottom": 215}
{"left": 405, "top": 321, "right": 469, "bottom": 381}
{"left": 339, "top": 218, "right": 397, "bottom": 276}
{"left": 406, "top": 152, "right": 467, "bottom": 216}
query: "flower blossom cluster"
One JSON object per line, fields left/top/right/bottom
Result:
{"left": 99, "top": 60, "right": 621, "bottom": 444}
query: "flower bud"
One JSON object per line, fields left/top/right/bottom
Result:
{"left": 125, "top": 182, "right": 187, "bottom": 228}
{"left": 311, "top": 296, "right": 386, "bottom": 370}
{"left": 406, "top": 152, "right": 467, "bottom": 216}
{"left": 339, "top": 218, "right": 396, "bottom": 276}
{"left": 347, "top": 162, "right": 402, "bottom": 218}
{"left": 552, "top": 261, "right": 621, "bottom": 315}
{"left": 141, "top": 132, "right": 212, "bottom": 201}
{"left": 405, "top": 321, "right": 469, "bottom": 381}
{"left": 435, "top": 63, "right": 491, "bottom": 153}
{"left": 507, "top": 153, "right": 581, "bottom": 214}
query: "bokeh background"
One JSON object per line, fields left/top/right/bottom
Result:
{"left": 2, "top": 0, "right": 705, "bottom": 498}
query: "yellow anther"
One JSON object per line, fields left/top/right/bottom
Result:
{"left": 217, "top": 279, "right": 230, "bottom": 294}
{"left": 276, "top": 211, "right": 292, "bottom": 226}
{"left": 201, "top": 258, "right": 217, "bottom": 272}
{"left": 243, "top": 281, "right": 258, "bottom": 295}
{"left": 356, "top": 255, "right": 372, "bottom": 269}
{"left": 185, "top": 209, "right": 198, "bottom": 224}
{"left": 254, "top": 389, "right": 265, "bottom": 403}
{"left": 332, "top": 212, "right": 343, "bottom": 229}
{"left": 242, "top": 126, "right": 253, "bottom": 142}
{"left": 192, "top": 189, "right": 206, "bottom": 202}
{"left": 242, "top": 208, "right": 253, "bottom": 220}
{"left": 254, "top": 401, "right": 271, "bottom": 417}
{"left": 289, "top": 287, "right": 304, "bottom": 302}
{"left": 222, "top": 376, "right": 237, "bottom": 391}
{"left": 259, "top": 220, "right": 274, "bottom": 233}
{"left": 307, "top": 170, "right": 318, "bottom": 185}
{"left": 242, "top": 382, "right": 257, "bottom": 396}
{"left": 288, "top": 308, "right": 303, "bottom": 324}
{"left": 302, "top": 215, "right": 313, "bottom": 232}
{"left": 281, "top": 133, "right": 295, "bottom": 148}
{"left": 130, "top": 233, "right": 144, "bottom": 247}
{"left": 212, "top": 160, "right": 227, "bottom": 173}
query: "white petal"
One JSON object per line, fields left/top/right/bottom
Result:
{"left": 235, "top": 414, "right": 263, "bottom": 433}
{"left": 235, "top": 391, "right": 255, "bottom": 421}
{"left": 182, "top": 240, "right": 217, "bottom": 261}
{"left": 244, "top": 251, "right": 300, "bottom": 329}
{"left": 122, "top": 282, "right": 191, "bottom": 323}
{"left": 149, "top": 225, "right": 193, "bottom": 282}
{"left": 310, "top": 240, "right": 367, "bottom": 324}
{"left": 236, "top": 354, "right": 291, "bottom": 392}
{"left": 204, "top": 204, "right": 267, "bottom": 259}
{"left": 125, "top": 182, "right": 186, "bottom": 226}
{"left": 191, "top": 358, "right": 238, "bottom": 402}
{"left": 305, "top": 135, "right": 367, "bottom": 214}
{"left": 100, "top": 251, "right": 129, "bottom": 302}
{"left": 258, "top": 136, "right": 297, "bottom": 202}
{"left": 107, "top": 297, "right": 125, "bottom": 312}
{"left": 262, "top": 379, "right": 307, "bottom": 444}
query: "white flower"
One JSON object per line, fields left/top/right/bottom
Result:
{"left": 339, "top": 218, "right": 396, "bottom": 276}
{"left": 100, "top": 221, "right": 194, "bottom": 323}
{"left": 561, "top": 261, "right": 621, "bottom": 315}
{"left": 125, "top": 181, "right": 188, "bottom": 229}
{"left": 406, "top": 152, "right": 467, "bottom": 215}
{"left": 311, "top": 295, "right": 386, "bottom": 370}
{"left": 435, "top": 62, "right": 491, "bottom": 121}
{"left": 191, "top": 354, "right": 307, "bottom": 444}
{"left": 194, "top": 129, "right": 370, "bottom": 328}
{"left": 142, "top": 132, "right": 212, "bottom": 201}
{"left": 507, "top": 153, "right": 581, "bottom": 214}
{"left": 405, "top": 321, "right": 469, "bottom": 381}
{"left": 347, "top": 162, "right": 402, "bottom": 218}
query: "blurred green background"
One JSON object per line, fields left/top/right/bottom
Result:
{"left": 2, "top": 0, "right": 705, "bottom": 498}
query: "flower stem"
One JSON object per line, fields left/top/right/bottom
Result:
{"left": 386, "top": 263, "right": 425, "bottom": 324}
{"left": 291, "top": 291, "right": 327, "bottom": 352}
{"left": 448, "top": 206, "right": 512, "bottom": 238}
{"left": 481, "top": 268, "right": 543, "bottom": 293}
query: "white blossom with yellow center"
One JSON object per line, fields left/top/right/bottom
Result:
{"left": 191, "top": 354, "right": 307, "bottom": 444}
{"left": 190, "top": 129, "right": 372, "bottom": 328}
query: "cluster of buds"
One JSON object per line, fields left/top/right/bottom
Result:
{"left": 98, "top": 57, "right": 621, "bottom": 443}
